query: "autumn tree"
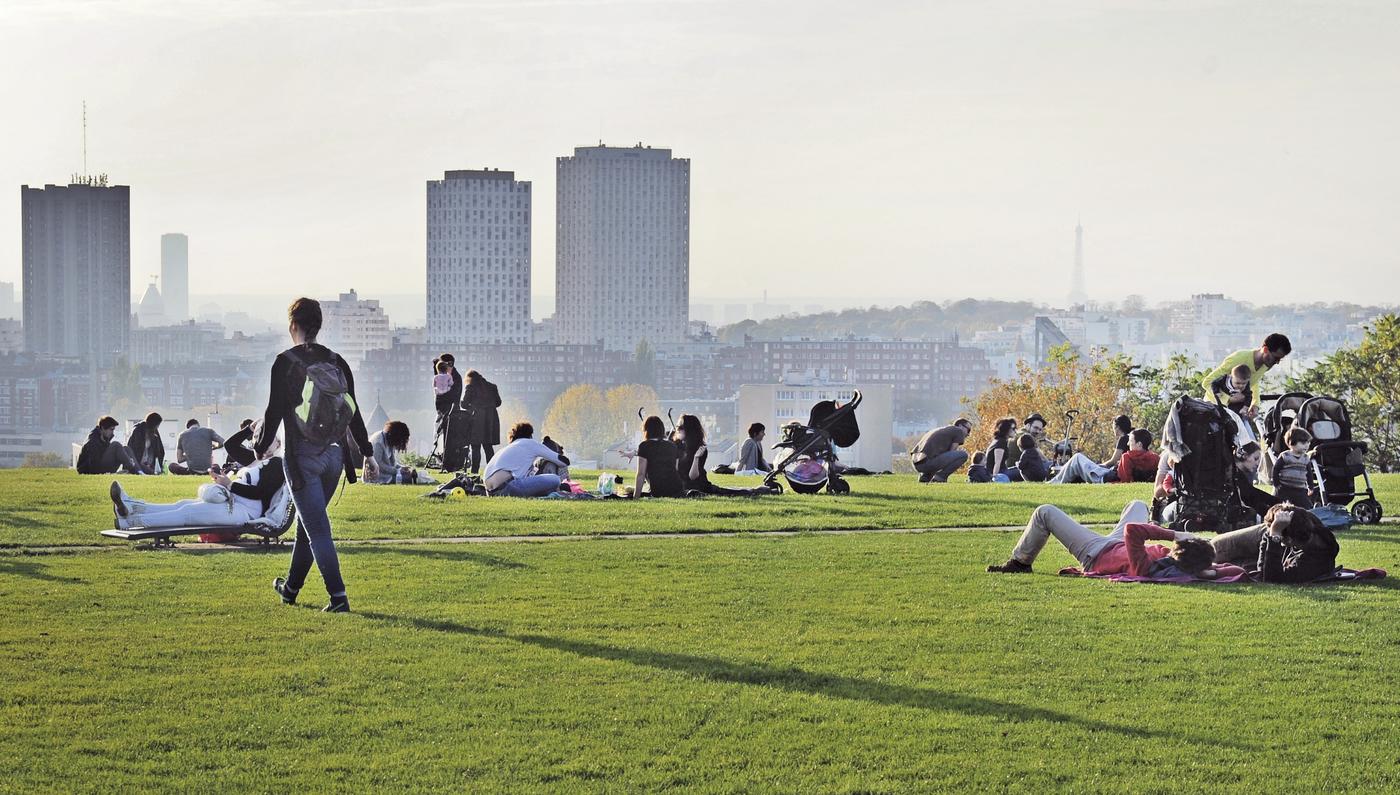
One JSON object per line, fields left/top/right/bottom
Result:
{"left": 542, "top": 384, "right": 614, "bottom": 460}
{"left": 604, "top": 383, "right": 660, "bottom": 442}
{"left": 963, "top": 345, "right": 1136, "bottom": 460}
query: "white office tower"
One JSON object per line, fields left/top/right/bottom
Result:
{"left": 161, "top": 233, "right": 189, "bottom": 322}
{"left": 556, "top": 144, "right": 689, "bottom": 350}
{"left": 1067, "top": 220, "right": 1087, "bottom": 307}
{"left": 21, "top": 179, "right": 131, "bottom": 366}
{"left": 320, "top": 289, "right": 392, "bottom": 367}
{"left": 426, "top": 169, "right": 532, "bottom": 346}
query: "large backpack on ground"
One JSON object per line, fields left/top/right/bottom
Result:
{"left": 285, "top": 347, "right": 358, "bottom": 448}
{"left": 1167, "top": 396, "right": 1238, "bottom": 533}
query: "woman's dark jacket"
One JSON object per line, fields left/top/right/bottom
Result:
{"left": 464, "top": 378, "right": 502, "bottom": 446}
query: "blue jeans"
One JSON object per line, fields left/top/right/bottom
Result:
{"left": 499, "top": 474, "right": 562, "bottom": 497}
{"left": 283, "top": 444, "right": 347, "bottom": 599}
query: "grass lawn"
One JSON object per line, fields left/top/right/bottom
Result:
{"left": 3, "top": 528, "right": 1400, "bottom": 792}
{"left": 3, "top": 469, "right": 1397, "bottom": 549}
{"left": 3, "top": 470, "right": 1400, "bottom": 791}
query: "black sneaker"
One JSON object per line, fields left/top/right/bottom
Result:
{"left": 110, "top": 481, "right": 129, "bottom": 517}
{"left": 273, "top": 577, "right": 298, "bottom": 605}
{"left": 322, "top": 597, "right": 350, "bottom": 613}
{"left": 987, "top": 559, "right": 1034, "bottom": 574}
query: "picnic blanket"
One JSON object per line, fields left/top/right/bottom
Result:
{"left": 1058, "top": 566, "right": 1387, "bottom": 584}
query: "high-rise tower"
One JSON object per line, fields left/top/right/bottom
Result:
{"left": 555, "top": 143, "right": 689, "bottom": 350}
{"left": 1067, "top": 219, "right": 1087, "bottom": 307}
{"left": 161, "top": 233, "right": 189, "bottom": 322}
{"left": 21, "top": 178, "right": 131, "bottom": 365}
{"left": 426, "top": 169, "right": 532, "bottom": 346}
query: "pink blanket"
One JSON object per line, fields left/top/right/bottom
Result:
{"left": 1058, "top": 566, "right": 1387, "bottom": 584}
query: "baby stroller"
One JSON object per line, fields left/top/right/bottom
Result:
{"left": 1257, "top": 392, "right": 1310, "bottom": 481}
{"left": 1294, "top": 395, "right": 1383, "bottom": 524}
{"left": 763, "top": 391, "right": 863, "bottom": 495}
{"left": 1160, "top": 395, "right": 1245, "bottom": 534}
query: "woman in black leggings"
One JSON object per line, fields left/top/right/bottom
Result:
{"left": 675, "top": 414, "right": 772, "bottom": 497}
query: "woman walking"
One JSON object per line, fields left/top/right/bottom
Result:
{"left": 256, "top": 297, "right": 377, "bottom": 613}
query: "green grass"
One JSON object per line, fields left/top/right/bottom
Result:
{"left": 3, "top": 471, "right": 1400, "bottom": 791}
{"left": 5, "top": 470, "right": 1397, "bottom": 549}
{"left": 2, "top": 529, "right": 1400, "bottom": 792}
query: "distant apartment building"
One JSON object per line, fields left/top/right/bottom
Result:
{"left": 0, "top": 319, "right": 21, "bottom": 354}
{"left": 555, "top": 144, "right": 689, "bottom": 350}
{"left": 131, "top": 321, "right": 227, "bottom": 367}
{"left": 161, "top": 233, "right": 189, "bottom": 322}
{"left": 21, "top": 179, "right": 131, "bottom": 366}
{"left": 320, "top": 289, "right": 392, "bottom": 367}
{"left": 737, "top": 378, "right": 893, "bottom": 471}
{"left": 0, "top": 281, "right": 17, "bottom": 320}
{"left": 426, "top": 169, "right": 532, "bottom": 346}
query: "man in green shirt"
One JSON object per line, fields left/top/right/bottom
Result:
{"left": 1201, "top": 333, "right": 1292, "bottom": 421}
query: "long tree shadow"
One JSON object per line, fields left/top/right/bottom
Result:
{"left": 358, "top": 611, "right": 1255, "bottom": 749}
{"left": 0, "top": 557, "right": 85, "bottom": 584}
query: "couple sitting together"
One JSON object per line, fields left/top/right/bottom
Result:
{"left": 988, "top": 499, "right": 1341, "bottom": 584}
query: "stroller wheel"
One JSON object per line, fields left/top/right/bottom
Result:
{"left": 1351, "top": 499, "right": 1383, "bottom": 526}
{"left": 766, "top": 481, "right": 784, "bottom": 495}
{"left": 827, "top": 478, "right": 850, "bottom": 495}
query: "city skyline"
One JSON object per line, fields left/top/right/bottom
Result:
{"left": 3, "top": 2, "right": 1400, "bottom": 308}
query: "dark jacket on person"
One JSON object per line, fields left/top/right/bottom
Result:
{"left": 224, "top": 426, "right": 256, "bottom": 467}
{"left": 127, "top": 421, "right": 164, "bottom": 472}
{"left": 254, "top": 343, "right": 373, "bottom": 486}
{"left": 229, "top": 457, "right": 288, "bottom": 515}
{"left": 1016, "top": 448, "right": 1050, "bottom": 482}
{"left": 434, "top": 362, "right": 463, "bottom": 416}
{"left": 463, "top": 378, "right": 502, "bottom": 445}
{"left": 1256, "top": 527, "right": 1339, "bottom": 583}
{"left": 76, "top": 427, "right": 116, "bottom": 474}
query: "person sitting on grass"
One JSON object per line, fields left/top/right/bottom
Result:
{"left": 109, "top": 432, "right": 285, "bottom": 531}
{"left": 997, "top": 433, "right": 1048, "bottom": 482}
{"left": 984, "top": 417, "right": 1018, "bottom": 479}
{"left": 127, "top": 412, "right": 166, "bottom": 475}
{"left": 1210, "top": 503, "right": 1338, "bottom": 582}
{"left": 482, "top": 422, "right": 567, "bottom": 498}
{"left": 910, "top": 418, "right": 972, "bottom": 483}
{"left": 736, "top": 422, "right": 773, "bottom": 475}
{"left": 367, "top": 420, "right": 416, "bottom": 484}
{"left": 987, "top": 500, "right": 1242, "bottom": 581}
{"left": 966, "top": 450, "right": 991, "bottom": 483}
{"left": 1104, "top": 414, "right": 1135, "bottom": 472}
{"left": 676, "top": 414, "right": 773, "bottom": 497}
{"left": 76, "top": 416, "right": 146, "bottom": 475}
{"left": 1271, "top": 427, "right": 1314, "bottom": 508}
{"left": 633, "top": 415, "right": 685, "bottom": 498}
{"left": 169, "top": 418, "right": 225, "bottom": 475}
{"left": 1115, "top": 429, "right": 1161, "bottom": 483}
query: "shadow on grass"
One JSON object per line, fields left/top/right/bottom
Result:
{"left": 341, "top": 546, "right": 528, "bottom": 569}
{"left": 358, "top": 611, "right": 1254, "bottom": 748}
{"left": 0, "top": 557, "right": 85, "bottom": 584}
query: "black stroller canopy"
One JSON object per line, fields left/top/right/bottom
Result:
{"left": 808, "top": 396, "right": 861, "bottom": 449}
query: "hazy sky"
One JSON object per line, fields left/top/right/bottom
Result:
{"left": 3, "top": 0, "right": 1399, "bottom": 316}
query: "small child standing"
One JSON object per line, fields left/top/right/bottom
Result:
{"left": 432, "top": 360, "right": 454, "bottom": 397}
{"left": 966, "top": 451, "right": 991, "bottom": 483}
{"left": 1272, "top": 426, "right": 1313, "bottom": 508}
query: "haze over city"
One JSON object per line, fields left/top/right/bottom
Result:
{"left": 4, "top": 0, "right": 1399, "bottom": 309}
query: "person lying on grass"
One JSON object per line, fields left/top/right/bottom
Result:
{"left": 110, "top": 433, "right": 284, "bottom": 531}
{"left": 1210, "top": 503, "right": 1339, "bottom": 583}
{"left": 987, "top": 499, "right": 1244, "bottom": 581}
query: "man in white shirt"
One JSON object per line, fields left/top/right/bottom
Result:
{"left": 483, "top": 422, "right": 567, "bottom": 497}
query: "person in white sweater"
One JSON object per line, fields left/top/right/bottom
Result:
{"left": 483, "top": 422, "right": 568, "bottom": 497}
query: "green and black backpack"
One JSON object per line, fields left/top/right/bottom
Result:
{"left": 285, "top": 347, "right": 357, "bottom": 448}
